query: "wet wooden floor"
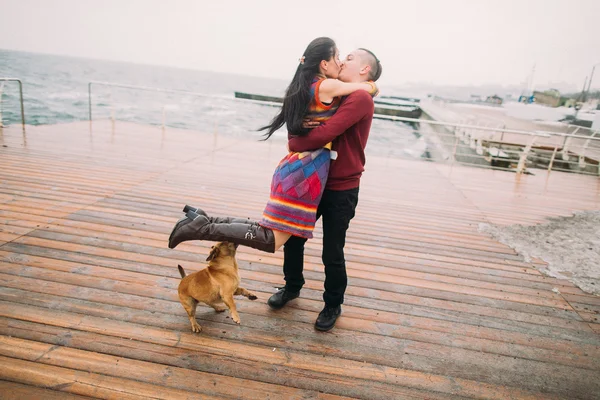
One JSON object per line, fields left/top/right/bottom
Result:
{"left": 1, "top": 121, "right": 599, "bottom": 399}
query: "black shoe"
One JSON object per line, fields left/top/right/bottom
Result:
{"left": 314, "top": 305, "right": 341, "bottom": 331}
{"left": 267, "top": 288, "right": 300, "bottom": 309}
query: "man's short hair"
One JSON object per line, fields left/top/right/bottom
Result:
{"left": 358, "top": 48, "right": 382, "bottom": 81}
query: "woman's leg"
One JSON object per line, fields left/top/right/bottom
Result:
{"left": 169, "top": 211, "right": 292, "bottom": 253}
{"left": 273, "top": 230, "right": 292, "bottom": 251}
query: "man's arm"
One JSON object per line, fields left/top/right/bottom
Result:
{"left": 288, "top": 91, "right": 374, "bottom": 152}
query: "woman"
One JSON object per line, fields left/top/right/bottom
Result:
{"left": 168, "top": 37, "right": 377, "bottom": 253}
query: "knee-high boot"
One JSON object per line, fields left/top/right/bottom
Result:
{"left": 169, "top": 211, "right": 275, "bottom": 253}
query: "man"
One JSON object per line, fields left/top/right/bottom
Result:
{"left": 267, "top": 48, "right": 382, "bottom": 332}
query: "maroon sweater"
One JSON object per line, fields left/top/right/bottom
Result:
{"left": 288, "top": 90, "right": 375, "bottom": 191}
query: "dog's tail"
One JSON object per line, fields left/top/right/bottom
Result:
{"left": 177, "top": 264, "right": 186, "bottom": 278}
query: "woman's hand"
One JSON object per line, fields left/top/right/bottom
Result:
{"left": 302, "top": 118, "right": 321, "bottom": 129}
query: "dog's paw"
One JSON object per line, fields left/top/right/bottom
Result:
{"left": 231, "top": 315, "right": 241, "bottom": 324}
{"left": 191, "top": 322, "right": 202, "bottom": 333}
{"left": 248, "top": 294, "right": 258, "bottom": 301}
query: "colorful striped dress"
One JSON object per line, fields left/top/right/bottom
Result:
{"left": 259, "top": 78, "right": 341, "bottom": 238}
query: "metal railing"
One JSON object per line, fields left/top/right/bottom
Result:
{"left": 87, "top": 81, "right": 600, "bottom": 177}
{"left": 374, "top": 114, "right": 600, "bottom": 176}
{"left": 0, "top": 78, "right": 26, "bottom": 132}
{"left": 88, "top": 81, "right": 281, "bottom": 130}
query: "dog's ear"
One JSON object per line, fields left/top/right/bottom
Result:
{"left": 206, "top": 245, "right": 220, "bottom": 262}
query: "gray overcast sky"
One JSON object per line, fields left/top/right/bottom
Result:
{"left": 1, "top": 0, "right": 599, "bottom": 90}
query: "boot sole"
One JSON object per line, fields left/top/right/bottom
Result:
{"left": 314, "top": 323, "right": 336, "bottom": 332}
{"left": 267, "top": 292, "right": 299, "bottom": 310}
{"left": 267, "top": 301, "right": 285, "bottom": 310}
{"left": 267, "top": 299, "right": 294, "bottom": 310}
{"left": 183, "top": 205, "right": 208, "bottom": 217}
{"left": 314, "top": 310, "right": 342, "bottom": 332}
{"left": 183, "top": 205, "right": 197, "bottom": 213}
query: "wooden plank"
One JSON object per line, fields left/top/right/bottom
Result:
{"left": 0, "top": 233, "right": 19, "bottom": 243}
{"left": 0, "top": 244, "right": 589, "bottom": 329}
{"left": 0, "top": 355, "right": 217, "bottom": 400}
{"left": 2, "top": 286, "right": 598, "bottom": 372}
{"left": 565, "top": 293, "right": 600, "bottom": 307}
{"left": 12, "top": 233, "right": 573, "bottom": 309}
{"left": 0, "top": 306, "right": 585, "bottom": 399}
{"left": 0, "top": 221, "right": 540, "bottom": 294}
{"left": 0, "top": 320, "right": 447, "bottom": 400}
{"left": 0, "top": 380, "right": 92, "bottom": 400}
{"left": 578, "top": 312, "right": 600, "bottom": 324}
{"left": 0, "top": 230, "right": 562, "bottom": 297}
{"left": 0, "top": 243, "right": 587, "bottom": 332}
{"left": 41, "top": 214, "right": 545, "bottom": 276}
{"left": 0, "top": 268, "right": 596, "bottom": 356}
{"left": 9, "top": 224, "right": 561, "bottom": 299}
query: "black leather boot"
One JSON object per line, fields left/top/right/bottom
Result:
{"left": 168, "top": 211, "right": 275, "bottom": 252}
{"left": 267, "top": 288, "right": 300, "bottom": 309}
{"left": 314, "top": 305, "right": 341, "bottom": 331}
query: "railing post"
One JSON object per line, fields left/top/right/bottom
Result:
{"left": 578, "top": 131, "right": 598, "bottom": 169}
{"left": 109, "top": 89, "right": 115, "bottom": 131}
{"left": 517, "top": 137, "right": 536, "bottom": 174}
{"left": 88, "top": 82, "right": 93, "bottom": 122}
{"left": 451, "top": 135, "right": 459, "bottom": 164}
{"left": 0, "top": 82, "right": 4, "bottom": 128}
{"left": 17, "top": 80, "right": 25, "bottom": 133}
{"left": 547, "top": 145, "right": 559, "bottom": 175}
{"left": 475, "top": 138, "right": 483, "bottom": 155}
{"left": 561, "top": 126, "right": 579, "bottom": 161}
{"left": 0, "top": 79, "right": 27, "bottom": 133}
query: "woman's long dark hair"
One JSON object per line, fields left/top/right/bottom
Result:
{"left": 259, "top": 37, "right": 336, "bottom": 140}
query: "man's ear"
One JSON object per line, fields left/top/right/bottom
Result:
{"left": 360, "top": 64, "right": 371, "bottom": 77}
{"left": 206, "top": 245, "right": 219, "bottom": 261}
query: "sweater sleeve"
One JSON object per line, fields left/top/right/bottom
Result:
{"left": 288, "top": 91, "right": 374, "bottom": 152}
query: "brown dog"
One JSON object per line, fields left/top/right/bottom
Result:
{"left": 177, "top": 241, "right": 257, "bottom": 333}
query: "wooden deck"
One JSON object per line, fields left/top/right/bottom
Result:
{"left": 1, "top": 120, "right": 599, "bottom": 399}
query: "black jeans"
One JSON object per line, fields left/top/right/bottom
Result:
{"left": 283, "top": 187, "right": 359, "bottom": 307}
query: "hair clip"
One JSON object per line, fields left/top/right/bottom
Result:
{"left": 299, "top": 56, "right": 305, "bottom": 65}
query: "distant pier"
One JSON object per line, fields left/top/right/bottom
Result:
{"left": 419, "top": 100, "right": 600, "bottom": 174}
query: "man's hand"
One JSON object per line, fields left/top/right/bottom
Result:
{"left": 289, "top": 91, "right": 374, "bottom": 153}
{"left": 302, "top": 118, "right": 321, "bottom": 129}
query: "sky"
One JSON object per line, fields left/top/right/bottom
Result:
{"left": 1, "top": 0, "right": 599, "bottom": 91}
